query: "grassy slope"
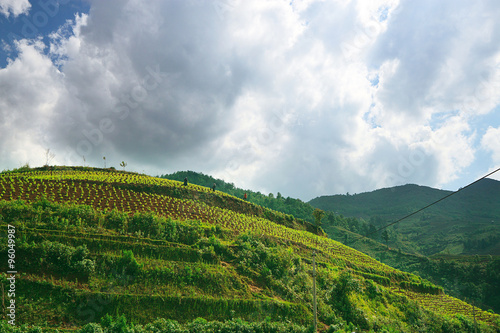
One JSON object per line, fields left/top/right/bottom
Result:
{"left": 309, "top": 180, "right": 500, "bottom": 256}
{"left": 0, "top": 167, "right": 499, "bottom": 332}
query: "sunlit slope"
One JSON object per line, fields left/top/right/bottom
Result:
{"left": 0, "top": 168, "right": 320, "bottom": 234}
{"left": 0, "top": 167, "right": 499, "bottom": 331}
{"left": 0, "top": 168, "right": 401, "bottom": 274}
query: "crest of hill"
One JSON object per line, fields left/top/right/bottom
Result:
{"left": 309, "top": 183, "right": 451, "bottom": 218}
{"left": 309, "top": 179, "right": 500, "bottom": 220}
{"left": 309, "top": 179, "right": 500, "bottom": 256}
{"left": 161, "top": 170, "right": 322, "bottom": 224}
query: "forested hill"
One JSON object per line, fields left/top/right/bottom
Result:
{"left": 309, "top": 179, "right": 500, "bottom": 220}
{"left": 309, "top": 179, "right": 500, "bottom": 256}
{"left": 309, "top": 183, "right": 450, "bottom": 218}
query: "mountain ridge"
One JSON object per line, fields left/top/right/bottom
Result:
{"left": 308, "top": 178, "right": 500, "bottom": 256}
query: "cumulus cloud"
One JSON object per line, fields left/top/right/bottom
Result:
{"left": 0, "top": 0, "right": 31, "bottom": 18}
{"left": 481, "top": 126, "right": 500, "bottom": 181}
{"left": 1, "top": 0, "right": 500, "bottom": 199}
{"left": 482, "top": 126, "right": 500, "bottom": 164}
{"left": 0, "top": 38, "right": 63, "bottom": 166}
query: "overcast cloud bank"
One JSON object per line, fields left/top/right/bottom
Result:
{"left": 1, "top": 0, "right": 500, "bottom": 200}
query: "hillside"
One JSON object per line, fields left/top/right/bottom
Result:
{"left": 161, "top": 170, "right": 318, "bottom": 224}
{"left": 0, "top": 166, "right": 499, "bottom": 332}
{"left": 309, "top": 180, "right": 500, "bottom": 256}
{"left": 161, "top": 171, "right": 500, "bottom": 314}
{"left": 321, "top": 224, "right": 500, "bottom": 314}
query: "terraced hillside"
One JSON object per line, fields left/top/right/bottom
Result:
{"left": 0, "top": 167, "right": 499, "bottom": 332}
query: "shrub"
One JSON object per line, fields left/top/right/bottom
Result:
{"left": 129, "top": 212, "right": 161, "bottom": 237}
{"left": 79, "top": 323, "right": 104, "bottom": 333}
{"left": 74, "top": 258, "right": 96, "bottom": 276}
{"left": 187, "top": 318, "right": 208, "bottom": 333}
{"left": 59, "top": 203, "right": 100, "bottom": 227}
{"left": 33, "top": 241, "right": 95, "bottom": 279}
{"left": 162, "top": 220, "right": 204, "bottom": 245}
{"left": 33, "top": 197, "right": 58, "bottom": 211}
{"left": 143, "top": 318, "right": 185, "bottom": 333}
{"left": 0, "top": 199, "right": 34, "bottom": 223}
{"left": 194, "top": 235, "right": 230, "bottom": 262}
{"left": 41, "top": 241, "right": 75, "bottom": 271}
{"left": 104, "top": 209, "right": 129, "bottom": 232}
{"left": 234, "top": 233, "right": 295, "bottom": 282}
{"left": 327, "top": 271, "right": 368, "bottom": 329}
{"left": 101, "top": 314, "right": 128, "bottom": 333}
{"left": 118, "top": 250, "right": 142, "bottom": 276}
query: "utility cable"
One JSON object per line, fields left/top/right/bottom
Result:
{"left": 366, "top": 166, "right": 500, "bottom": 237}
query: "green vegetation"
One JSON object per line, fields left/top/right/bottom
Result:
{"left": 323, "top": 223, "right": 500, "bottom": 312}
{"left": 0, "top": 167, "right": 499, "bottom": 332}
{"left": 161, "top": 170, "right": 319, "bottom": 224}
{"left": 165, "top": 170, "right": 500, "bottom": 317}
{"left": 308, "top": 180, "right": 500, "bottom": 314}
{"left": 0, "top": 316, "right": 310, "bottom": 332}
{"left": 309, "top": 181, "right": 500, "bottom": 256}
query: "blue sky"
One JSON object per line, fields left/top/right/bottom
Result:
{"left": 1, "top": 0, "right": 500, "bottom": 200}
{"left": 0, "top": 1, "right": 89, "bottom": 68}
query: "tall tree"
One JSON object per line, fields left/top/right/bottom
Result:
{"left": 313, "top": 208, "right": 325, "bottom": 229}
{"left": 382, "top": 229, "right": 389, "bottom": 248}
{"left": 367, "top": 224, "right": 377, "bottom": 239}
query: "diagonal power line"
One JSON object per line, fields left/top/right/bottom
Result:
{"left": 366, "top": 166, "right": 500, "bottom": 237}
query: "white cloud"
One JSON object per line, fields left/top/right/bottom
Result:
{"left": 1, "top": 0, "right": 500, "bottom": 199}
{"left": 482, "top": 126, "right": 500, "bottom": 163}
{"left": 481, "top": 125, "right": 500, "bottom": 181}
{"left": 0, "top": 38, "right": 64, "bottom": 167}
{"left": 0, "top": 0, "right": 31, "bottom": 18}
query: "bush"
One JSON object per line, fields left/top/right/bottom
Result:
{"left": 41, "top": 241, "right": 75, "bottom": 271}
{"left": 143, "top": 318, "right": 185, "bottom": 333}
{"left": 104, "top": 209, "right": 129, "bottom": 232}
{"left": 118, "top": 250, "right": 142, "bottom": 276}
{"left": 74, "top": 258, "right": 96, "bottom": 276}
{"left": 194, "top": 235, "right": 231, "bottom": 262}
{"left": 33, "top": 197, "right": 59, "bottom": 211}
{"left": 162, "top": 219, "right": 204, "bottom": 245}
{"left": 0, "top": 199, "right": 34, "bottom": 224}
{"left": 327, "top": 271, "right": 368, "bottom": 329}
{"left": 59, "top": 203, "right": 101, "bottom": 227}
{"left": 79, "top": 323, "right": 104, "bottom": 333}
{"left": 101, "top": 314, "right": 128, "bottom": 333}
{"left": 129, "top": 212, "right": 161, "bottom": 237}
{"left": 28, "top": 241, "right": 95, "bottom": 279}
{"left": 187, "top": 317, "right": 208, "bottom": 333}
{"left": 0, "top": 199, "right": 104, "bottom": 229}
{"left": 235, "top": 233, "right": 296, "bottom": 284}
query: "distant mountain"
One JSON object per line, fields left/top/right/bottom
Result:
{"left": 309, "top": 179, "right": 500, "bottom": 256}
